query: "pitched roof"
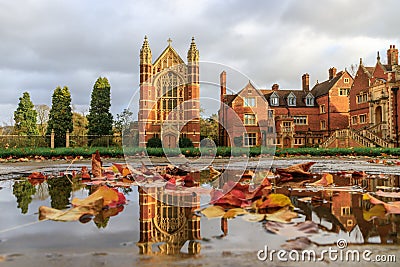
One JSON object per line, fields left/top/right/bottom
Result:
{"left": 311, "top": 71, "right": 343, "bottom": 98}
{"left": 153, "top": 44, "right": 185, "bottom": 66}
{"left": 263, "top": 89, "right": 315, "bottom": 107}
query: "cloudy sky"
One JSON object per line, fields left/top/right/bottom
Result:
{"left": 1, "top": 0, "right": 399, "bottom": 126}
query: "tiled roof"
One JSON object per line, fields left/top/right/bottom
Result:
{"left": 311, "top": 71, "right": 343, "bottom": 98}
{"left": 264, "top": 89, "right": 314, "bottom": 107}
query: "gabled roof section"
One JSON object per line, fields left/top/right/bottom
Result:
{"left": 264, "top": 89, "right": 312, "bottom": 107}
{"left": 227, "top": 80, "right": 265, "bottom": 105}
{"left": 311, "top": 71, "right": 344, "bottom": 98}
{"left": 306, "top": 92, "right": 314, "bottom": 98}
{"left": 153, "top": 44, "right": 185, "bottom": 66}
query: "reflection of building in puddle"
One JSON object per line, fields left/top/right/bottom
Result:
{"left": 284, "top": 174, "right": 400, "bottom": 244}
{"left": 137, "top": 186, "right": 201, "bottom": 255}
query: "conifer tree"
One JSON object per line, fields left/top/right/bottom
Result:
{"left": 14, "top": 92, "right": 39, "bottom": 136}
{"left": 87, "top": 77, "right": 113, "bottom": 136}
{"left": 46, "top": 86, "right": 73, "bottom": 147}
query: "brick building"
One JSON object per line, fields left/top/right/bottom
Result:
{"left": 219, "top": 68, "right": 353, "bottom": 148}
{"left": 344, "top": 44, "right": 400, "bottom": 148}
{"left": 138, "top": 37, "right": 200, "bottom": 148}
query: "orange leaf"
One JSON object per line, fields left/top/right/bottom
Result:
{"left": 91, "top": 150, "right": 102, "bottom": 178}
{"left": 310, "top": 173, "right": 333, "bottom": 186}
{"left": 72, "top": 186, "right": 119, "bottom": 207}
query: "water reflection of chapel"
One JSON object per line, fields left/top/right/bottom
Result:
{"left": 137, "top": 186, "right": 201, "bottom": 255}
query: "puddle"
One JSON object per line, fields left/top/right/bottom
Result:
{"left": 0, "top": 160, "right": 400, "bottom": 265}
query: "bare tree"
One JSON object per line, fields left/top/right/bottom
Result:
{"left": 35, "top": 104, "right": 50, "bottom": 136}
{"left": 348, "top": 63, "right": 358, "bottom": 78}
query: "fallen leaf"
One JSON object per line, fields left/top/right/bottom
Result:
{"left": 363, "top": 193, "right": 400, "bottom": 214}
{"left": 253, "top": 193, "right": 294, "bottom": 211}
{"left": 276, "top": 162, "right": 315, "bottom": 178}
{"left": 309, "top": 173, "right": 333, "bottom": 186}
{"left": 71, "top": 186, "right": 120, "bottom": 208}
{"left": 241, "top": 213, "right": 266, "bottom": 222}
{"left": 92, "top": 150, "right": 102, "bottom": 178}
{"left": 28, "top": 172, "right": 46, "bottom": 179}
{"left": 223, "top": 208, "right": 247, "bottom": 219}
{"left": 363, "top": 204, "right": 387, "bottom": 221}
{"left": 39, "top": 201, "right": 102, "bottom": 221}
{"left": 200, "top": 205, "right": 226, "bottom": 218}
{"left": 265, "top": 206, "right": 298, "bottom": 223}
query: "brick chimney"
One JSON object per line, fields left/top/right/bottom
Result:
{"left": 220, "top": 71, "right": 226, "bottom": 101}
{"left": 387, "top": 45, "right": 399, "bottom": 66}
{"left": 272, "top": 83, "right": 279, "bottom": 91}
{"left": 329, "top": 67, "right": 337, "bottom": 80}
{"left": 302, "top": 73, "right": 309, "bottom": 91}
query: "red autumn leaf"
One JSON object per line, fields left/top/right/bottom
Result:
{"left": 276, "top": 162, "right": 315, "bottom": 177}
{"left": 28, "top": 172, "right": 46, "bottom": 179}
{"left": 92, "top": 150, "right": 102, "bottom": 178}
{"left": 81, "top": 166, "right": 91, "bottom": 179}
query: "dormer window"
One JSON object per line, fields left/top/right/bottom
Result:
{"left": 270, "top": 95, "right": 279, "bottom": 106}
{"left": 287, "top": 93, "right": 296, "bottom": 106}
{"left": 305, "top": 93, "right": 314, "bottom": 106}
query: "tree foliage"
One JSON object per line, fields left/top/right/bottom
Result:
{"left": 46, "top": 86, "right": 73, "bottom": 147}
{"left": 12, "top": 179, "right": 36, "bottom": 214}
{"left": 72, "top": 112, "right": 88, "bottom": 136}
{"left": 35, "top": 104, "right": 50, "bottom": 136}
{"left": 146, "top": 137, "right": 162, "bottom": 148}
{"left": 87, "top": 77, "right": 113, "bottom": 136}
{"left": 114, "top": 108, "right": 133, "bottom": 136}
{"left": 13, "top": 92, "right": 39, "bottom": 136}
{"left": 179, "top": 137, "right": 194, "bottom": 148}
{"left": 200, "top": 113, "right": 219, "bottom": 145}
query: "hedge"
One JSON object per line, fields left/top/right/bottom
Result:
{"left": 0, "top": 146, "right": 399, "bottom": 159}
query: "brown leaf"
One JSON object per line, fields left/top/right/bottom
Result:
{"left": 92, "top": 150, "right": 102, "bottom": 178}
{"left": 309, "top": 173, "right": 333, "bottom": 186}
{"left": 71, "top": 186, "right": 119, "bottom": 207}
{"left": 363, "top": 204, "right": 387, "bottom": 221}
{"left": 265, "top": 206, "right": 298, "bottom": 223}
{"left": 200, "top": 205, "right": 226, "bottom": 218}
{"left": 276, "top": 162, "right": 315, "bottom": 177}
{"left": 39, "top": 202, "right": 102, "bottom": 222}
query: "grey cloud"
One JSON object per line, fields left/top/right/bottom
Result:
{"left": 0, "top": 0, "right": 399, "bottom": 124}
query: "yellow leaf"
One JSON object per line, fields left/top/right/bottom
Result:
{"left": 72, "top": 186, "right": 118, "bottom": 207}
{"left": 39, "top": 203, "right": 101, "bottom": 222}
{"left": 200, "top": 205, "right": 226, "bottom": 218}
{"left": 265, "top": 207, "right": 298, "bottom": 223}
{"left": 241, "top": 213, "right": 266, "bottom": 222}
{"left": 223, "top": 208, "right": 247, "bottom": 219}
{"left": 254, "top": 194, "right": 294, "bottom": 210}
{"left": 363, "top": 205, "right": 386, "bottom": 221}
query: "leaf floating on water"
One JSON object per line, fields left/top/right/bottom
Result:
{"left": 241, "top": 213, "right": 266, "bottom": 222}
{"left": 200, "top": 205, "right": 226, "bottom": 219}
{"left": 39, "top": 186, "right": 126, "bottom": 222}
{"left": 253, "top": 193, "right": 294, "bottom": 210}
{"left": 265, "top": 206, "right": 298, "bottom": 223}
{"left": 92, "top": 150, "right": 102, "bottom": 178}
{"left": 363, "top": 204, "right": 387, "bottom": 221}
{"left": 363, "top": 193, "right": 400, "bottom": 214}
{"left": 309, "top": 173, "right": 333, "bottom": 186}
{"left": 223, "top": 208, "right": 247, "bottom": 219}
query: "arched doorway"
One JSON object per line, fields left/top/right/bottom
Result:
{"left": 375, "top": 106, "right": 382, "bottom": 124}
{"left": 283, "top": 137, "right": 292, "bottom": 148}
{"left": 163, "top": 134, "right": 177, "bottom": 148}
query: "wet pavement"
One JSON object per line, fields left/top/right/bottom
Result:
{"left": 0, "top": 157, "right": 400, "bottom": 266}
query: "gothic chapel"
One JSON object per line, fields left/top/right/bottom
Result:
{"left": 138, "top": 36, "right": 200, "bottom": 148}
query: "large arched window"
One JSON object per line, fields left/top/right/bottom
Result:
{"left": 155, "top": 71, "right": 185, "bottom": 122}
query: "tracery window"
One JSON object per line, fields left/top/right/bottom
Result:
{"left": 155, "top": 71, "right": 185, "bottom": 122}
